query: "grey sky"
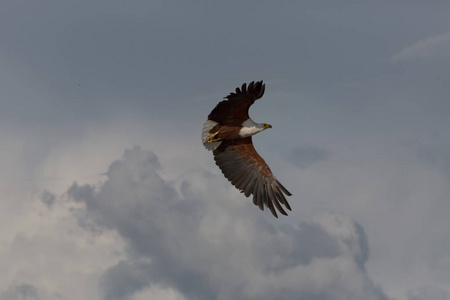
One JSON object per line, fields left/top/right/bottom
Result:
{"left": 1, "top": 1, "right": 450, "bottom": 300}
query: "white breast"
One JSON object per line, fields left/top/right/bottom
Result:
{"left": 239, "top": 119, "right": 264, "bottom": 138}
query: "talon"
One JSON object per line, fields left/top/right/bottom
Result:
{"left": 207, "top": 132, "right": 220, "bottom": 143}
{"left": 208, "top": 137, "right": 221, "bottom": 143}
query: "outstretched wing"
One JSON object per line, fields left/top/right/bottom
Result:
{"left": 213, "top": 137, "right": 292, "bottom": 218}
{"left": 208, "top": 81, "right": 266, "bottom": 126}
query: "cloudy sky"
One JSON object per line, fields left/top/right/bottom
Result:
{"left": 2, "top": 1, "right": 450, "bottom": 299}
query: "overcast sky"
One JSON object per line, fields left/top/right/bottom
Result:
{"left": 2, "top": 1, "right": 450, "bottom": 300}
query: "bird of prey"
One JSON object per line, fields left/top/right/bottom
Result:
{"left": 202, "top": 81, "right": 292, "bottom": 217}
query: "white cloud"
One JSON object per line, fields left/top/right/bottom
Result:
{"left": 3, "top": 122, "right": 450, "bottom": 300}
{"left": 391, "top": 32, "right": 450, "bottom": 62}
{"left": 67, "top": 146, "right": 389, "bottom": 300}
{"left": 0, "top": 175, "right": 126, "bottom": 300}
{"left": 408, "top": 285, "right": 449, "bottom": 300}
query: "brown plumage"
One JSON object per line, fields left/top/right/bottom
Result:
{"left": 202, "top": 81, "right": 292, "bottom": 218}
{"left": 208, "top": 81, "right": 265, "bottom": 126}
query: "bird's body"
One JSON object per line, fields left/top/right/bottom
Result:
{"left": 202, "top": 81, "right": 292, "bottom": 218}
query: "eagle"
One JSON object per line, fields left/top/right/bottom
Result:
{"left": 202, "top": 81, "right": 292, "bottom": 217}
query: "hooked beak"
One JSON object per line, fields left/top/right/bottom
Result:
{"left": 264, "top": 124, "right": 272, "bottom": 129}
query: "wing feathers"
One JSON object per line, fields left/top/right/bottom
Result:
{"left": 213, "top": 138, "right": 291, "bottom": 218}
{"left": 276, "top": 179, "right": 292, "bottom": 197}
{"left": 207, "top": 81, "right": 266, "bottom": 126}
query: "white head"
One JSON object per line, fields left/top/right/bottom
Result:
{"left": 239, "top": 119, "right": 272, "bottom": 138}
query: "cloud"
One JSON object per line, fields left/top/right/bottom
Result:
{"left": 68, "top": 146, "right": 389, "bottom": 300}
{"left": 0, "top": 284, "right": 42, "bottom": 300}
{"left": 287, "top": 146, "right": 331, "bottom": 169}
{"left": 391, "top": 32, "right": 450, "bottom": 62}
{"left": 416, "top": 145, "right": 450, "bottom": 177}
{"left": 40, "top": 190, "right": 55, "bottom": 209}
{"left": 407, "top": 285, "right": 449, "bottom": 300}
{"left": 0, "top": 283, "right": 63, "bottom": 300}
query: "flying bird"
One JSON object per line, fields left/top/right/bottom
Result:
{"left": 202, "top": 81, "right": 292, "bottom": 217}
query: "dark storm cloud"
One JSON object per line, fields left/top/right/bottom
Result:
{"left": 68, "top": 146, "right": 389, "bottom": 300}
